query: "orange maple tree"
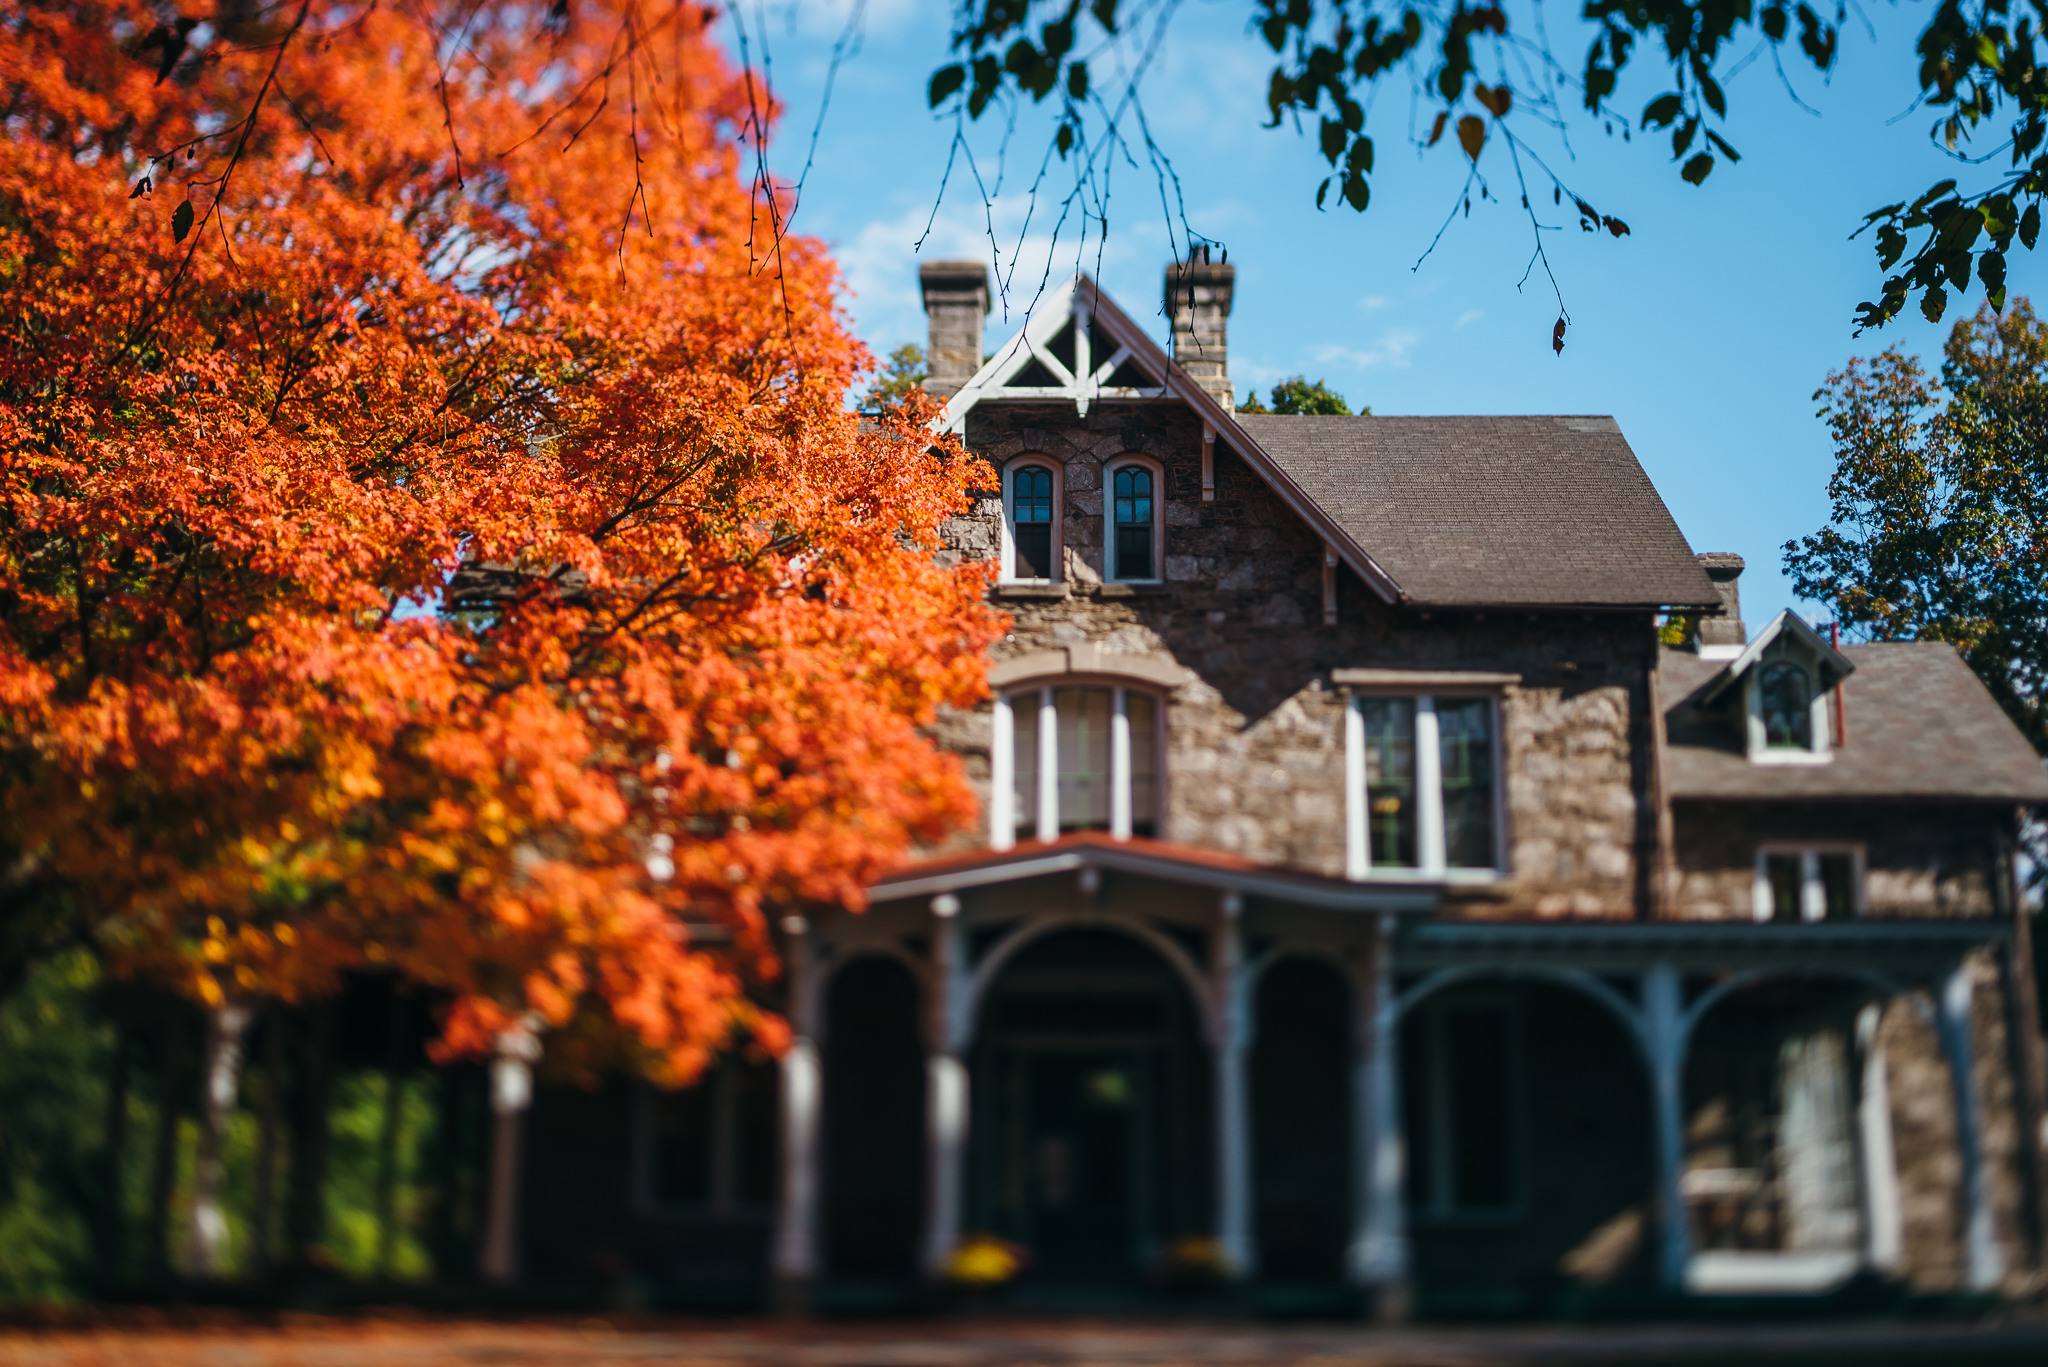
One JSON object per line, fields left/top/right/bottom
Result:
{"left": 0, "top": 0, "right": 999, "bottom": 1270}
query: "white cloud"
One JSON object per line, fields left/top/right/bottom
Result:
{"left": 1457, "top": 309, "right": 1484, "bottom": 328}
{"left": 1359, "top": 294, "right": 1392, "bottom": 312}
{"left": 1313, "top": 328, "right": 1423, "bottom": 371}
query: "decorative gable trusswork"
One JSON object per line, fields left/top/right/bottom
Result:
{"left": 939, "top": 275, "right": 1170, "bottom": 426}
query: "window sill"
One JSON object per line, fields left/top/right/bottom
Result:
{"left": 1747, "top": 749, "right": 1833, "bottom": 767}
{"left": 995, "top": 582, "right": 1069, "bottom": 601}
{"left": 1093, "top": 581, "right": 1171, "bottom": 598}
{"left": 1350, "top": 868, "right": 1504, "bottom": 884}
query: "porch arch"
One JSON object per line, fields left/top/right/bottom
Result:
{"left": 956, "top": 911, "right": 1218, "bottom": 1053}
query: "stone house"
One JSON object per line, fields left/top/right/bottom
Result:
{"left": 516, "top": 256, "right": 2048, "bottom": 1316}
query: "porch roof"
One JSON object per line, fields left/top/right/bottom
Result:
{"left": 866, "top": 832, "right": 1438, "bottom": 912}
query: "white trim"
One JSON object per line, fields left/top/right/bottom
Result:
{"left": 1346, "top": 691, "right": 1506, "bottom": 879}
{"left": 1000, "top": 454, "right": 1063, "bottom": 585}
{"left": 1036, "top": 686, "right": 1059, "bottom": 842}
{"left": 1103, "top": 453, "right": 1165, "bottom": 584}
{"left": 1751, "top": 843, "right": 1866, "bottom": 922}
{"left": 1745, "top": 661, "right": 1833, "bottom": 765}
{"left": 1686, "top": 1251, "right": 1860, "bottom": 1294}
{"left": 990, "top": 695, "right": 1016, "bottom": 851}
{"left": 1111, "top": 687, "right": 1133, "bottom": 840}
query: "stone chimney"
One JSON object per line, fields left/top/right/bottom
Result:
{"left": 919, "top": 261, "right": 990, "bottom": 400}
{"left": 1166, "top": 246, "right": 1234, "bottom": 408}
{"left": 1694, "top": 552, "right": 1746, "bottom": 650}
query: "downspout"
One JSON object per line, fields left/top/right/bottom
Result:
{"left": 1645, "top": 641, "right": 1676, "bottom": 921}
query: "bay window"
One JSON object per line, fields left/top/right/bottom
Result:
{"left": 992, "top": 684, "right": 1161, "bottom": 846}
{"left": 1346, "top": 693, "right": 1501, "bottom": 877}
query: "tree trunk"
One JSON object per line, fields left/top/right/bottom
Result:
{"left": 375, "top": 988, "right": 406, "bottom": 1278}
{"left": 479, "top": 1016, "right": 542, "bottom": 1284}
{"left": 185, "top": 999, "right": 253, "bottom": 1277}
{"left": 96, "top": 1018, "right": 131, "bottom": 1282}
{"left": 249, "top": 1007, "right": 286, "bottom": 1276}
{"left": 288, "top": 1001, "right": 335, "bottom": 1269}
{"left": 145, "top": 1010, "right": 190, "bottom": 1279}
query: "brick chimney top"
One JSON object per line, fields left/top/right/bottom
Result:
{"left": 919, "top": 261, "right": 990, "bottom": 400}
{"left": 1165, "top": 248, "right": 1234, "bottom": 408}
{"left": 1694, "top": 552, "right": 1746, "bottom": 649}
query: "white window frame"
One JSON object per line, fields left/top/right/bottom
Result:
{"left": 989, "top": 682, "right": 1166, "bottom": 847}
{"left": 1745, "top": 659, "right": 1832, "bottom": 766}
{"left": 1102, "top": 454, "right": 1165, "bottom": 584}
{"left": 1752, "top": 843, "right": 1866, "bottom": 922}
{"left": 1344, "top": 691, "right": 1506, "bottom": 881}
{"left": 1001, "top": 455, "right": 1063, "bottom": 584}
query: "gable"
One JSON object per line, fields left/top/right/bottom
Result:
{"left": 940, "top": 275, "right": 1171, "bottom": 420}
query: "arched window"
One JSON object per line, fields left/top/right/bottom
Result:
{"left": 1009, "top": 463, "right": 1056, "bottom": 581}
{"left": 1758, "top": 662, "right": 1813, "bottom": 749}
{"left": 998, "top": 684, "right": 1161, "bottom": 843}
{"left": 1111, "top": 464, "right": 1155, "bottom": 580}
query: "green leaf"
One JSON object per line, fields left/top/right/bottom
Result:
{"left": 1346, "top": 135, "right": 1374, "bottom": 178}
{"left": 1673, "top": 116, "right": 1698, "bottom": 158}
{"left": 1978, "top": 249, "right": 2006, "bottom": 309}
{"left": 171, "top": 200, "right": 194, "bottom": 242}
{"left": 1704, "top": 129, "right": 1741, "bottom": 162}
{"left": 929, "top": 64, "right": 966, "bottom": 107}
{"left": 1056, "top": 121, "right": 1074, "bottom": 157}
{"left": 1681, "top": 152, "right": 1713, "bottom": 185}
{"left": 1321, "top": 117, "right": 1347, "bottom": 165}
{"left": 1092, "top": 0, "right": 1118, "bottom": 35}
{"left": 1699, "top": 73, "right": 1726, "bottom": 118}
{"left": 1761, "top": 4, "right": 1788, "bottom": 40}
{"left": 1641, "top": 93, "right": 1683, "bottom": 128}
{"left": 1343, "top": 172, "right": 1370, "bottom": 211}
{"left": 1067, "top": 61, "right": 1088, "bottom": 100}
{"left": 1920, "top": 283, "right": 1947, "bottom": 322}
{"left": 1316, "top": 177, "right": 1331, "bottom": 210}
{"left": 1876, "top": 223, "right": 1908, "bottom": 269}
{"left": 2020, "top": 202, "right": 2041, "bottom": 250}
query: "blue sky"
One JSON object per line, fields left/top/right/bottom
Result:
{"left": 717, "top": 0, "right": 2030, "bottom": 626}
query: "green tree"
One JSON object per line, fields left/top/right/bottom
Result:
{"left": 1239, "top": 375, "right": 1360, "bottom": 415}
{"left": 864, "top": 344, "right": 930, "bottom": 409}
{"left": 1785, "top": 298, "right": 2048, "bottom": 751}
{"left": 928, "top": 0, "right": 2048, "bottom": 331}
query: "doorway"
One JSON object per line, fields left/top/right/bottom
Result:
{"left": 970, "top": 928, "right": 1211, "bottom": 1286}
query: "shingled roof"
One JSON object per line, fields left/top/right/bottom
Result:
{"left": 1660, "top": 640, "right": 2048, "bottom": 802}
{"left": 1232, "top": 414, "right": 1719, "bottom": 609}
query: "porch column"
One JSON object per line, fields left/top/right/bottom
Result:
{"left": 1855, "top": 1002, "right": 1904, "bottom": 1273}
{"left": 1213, "top": 892, "right": 1253, "bottom": 1276}
{"left": 1350, "top": 913, "right": 1409, "bottom": 1317}
{"left": 922, "top": 894, "right": 969, "bottom": 1280}
{"left": 1939, "top": 962, "right": 2006, "bottom": 1291}
{"left": 480, "top": 1013, "right": 543, "bottom": 1284}
{"left": 1642, "top": 964, "right": 1691, "bottom": 1292}
{"left": 772, "top": 916, "right": 822, "bottom": 1313}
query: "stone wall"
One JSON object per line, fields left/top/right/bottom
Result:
{"left": 1668, "top": 802, "right": 2005, "bottom": 920}
{"left": 933, "top": 401, "right": 1662, "bottom": 917}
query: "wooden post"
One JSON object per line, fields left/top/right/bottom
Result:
{"left": 479, "top": 1013, "right": 542, "bottom": 1285}
{"left": 922, "top": 895, "right": 968, "bottom": 1281}
{"left": 1351, "top": 915, "right": 1409, "bottom": 1319}
{"left": 1642, "top": 965, "right": 1691, "bottom": 1292}
{"left": 1214, "top": 892, "right": 1253, "bottom": 1277}
{"left": 1939, "top": 962, "right": 2006, "bottom": 1290}
{"left": 772, "top": 917, "right": 821, "bottom": 1314}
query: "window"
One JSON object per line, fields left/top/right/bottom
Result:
{"left": 1758, "top": 662, "right": 1812, "bottom": 749}
{"left": 1403, "top": 1000, "right": 1520, "bottom": 1216}
{"left": 640, "top": 1056, "right": 778, "bottom": 1213}
{"left": 1104, "top": 457, "right": 1163, "bottom": 581}
{"left": 1346, "top": 694, "right": 1500, "bottom": 877}
{"left": 1743, "top": 635, "right": 1831, "bottom": 763}
{"left": 993, "top": 684, "right": 1161, "bottom": 845}
{"left": 1111, "top": 465, "right": 1155, "bottom": 580}
{"left": 1005, "top": 460, "right": 1059, "bottom": 582}
{"left": 1754, "top": 847, "right": 1862, "bottom": 922}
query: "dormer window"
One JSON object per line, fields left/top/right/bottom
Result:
{"left": 1004, "top": 459, "right": 1061, "bottom": 582}
{"left": 1698, "top": 611, "right": 1852, "bottom": 768}
{"left": 1758, "top": 662, "right": 1813, "bottom": 750}
{"left": 1105, "top": 456, "right": 1163, "bottom": 582}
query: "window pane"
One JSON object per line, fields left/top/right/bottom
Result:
{"left": 1760, "top": 663, "right": 1813, "bottom": 749}
{"left": 1013, "top": 466, "right": 1054, "bottom": 579}
{"left": 1126, "top": 692, "right": 1158, "bottom": 838}
{"left": 1818, "top": 854, "right": 1856, "bottom": 920}
{"left": 1056, "top": 687, "right": 1112, "bottom": 831}
{"left": 1358, "top": 697, "right": 1417, "bottom": 868}
{"left": 1011, "top": 693, "right": 1040, "bottom": 841}
{"left": 1767, "top": 853, "right": 1803, "bottom": 921}
{"left": 1444, "top": 1008, "right": 1515, "bottom": 1209}
{"left": 652, "top": 1081, "right": 712, "bottom": 1204}
{"left": 1112, "top": 466, "right": 1154, "bottom": 579}
{"left": 1438, "top": 698, "right": 1497, "bottom": 869}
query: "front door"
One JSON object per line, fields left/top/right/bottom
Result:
{"left": 1021, "top": 1048, "right": 1149, "bottom": 1281}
